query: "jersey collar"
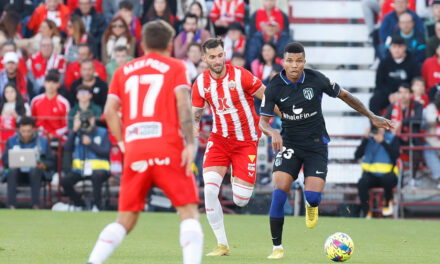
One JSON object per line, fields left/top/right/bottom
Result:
{"left": 280, "top": 70, "right": 305, "bottom": 87}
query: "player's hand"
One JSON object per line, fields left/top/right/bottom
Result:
{"left": 181, "top": 143, "right": 196, "bottom": 176}
{"left": 270, "top": 130, "right": 283, "bottom": 154}
{"left": 370, "top": 115, "right": 393, "bottom": 131}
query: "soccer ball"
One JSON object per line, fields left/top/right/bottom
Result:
{"left": 324, "top": 232, "right": 354, "bottom": 262}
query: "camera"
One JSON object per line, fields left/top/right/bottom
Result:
{"left": 80, "top": 115, "right": 91, "bottom": 132}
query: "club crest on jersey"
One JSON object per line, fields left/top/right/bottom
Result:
{"left": 228, "top": 80, "right": 236, "bottom": 90}
{"left": 303, "top": 88, "right": 314, "bottom": 100}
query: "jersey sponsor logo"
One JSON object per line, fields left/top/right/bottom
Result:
{"left": 217, "top": 98, "right": 237, "bottom": 114}
{"left": 123, "top": 58, "right": 170, "bottom": 75}
{"left": 248, "top": 155, "right": 256, "bottom": 162}
{"left": 292, "top": 105, "right": 303, "bottom": 115}
{"left": 282, "top": 111, "right": 317, "bottom": 121}
{"left": 303, "top": 88, "right": 314, "bottom": 100}
{"left": 130, "top": 157, "right": 170, "bottom": 172}
{"left": 125, "top": 122, "right": 162, "bottom": 142}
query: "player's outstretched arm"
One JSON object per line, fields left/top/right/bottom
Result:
{"left": 259, "top": 115, "right": 283, "bottom": 153}
{"left": 176, "top": 87, "right": 196, "bottom": 176}
{"left": 192, "top": 107, "right": 204, "bottom": 138}
{"left": 337, "top": 88, "right": 394, "bottom": 130}
{"left": 104, "top": 96, "right": 123, "bottom": 151}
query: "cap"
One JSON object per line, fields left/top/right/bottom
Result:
{"left": 390, "top": 34, "right": 405, "bottom": 45}
{"left": 80, "top": 109, "right": 94, "bottom": 120}
{"left": 2, "top": 52, "right": 18, "bottom": 64}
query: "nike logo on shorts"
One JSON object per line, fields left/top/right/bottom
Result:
{"left": 316, "top": 170, "right": 325, "bottom": 174}
{"left": 280, "top": 97, "right": 289, "bottom": 102}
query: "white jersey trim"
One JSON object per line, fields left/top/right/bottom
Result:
{"left": 209, "top": 76, "right": 228, "bottom": 137}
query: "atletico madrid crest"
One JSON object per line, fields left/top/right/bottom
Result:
{"left": 303, "top": 88, "right": 314, "bottom": 100}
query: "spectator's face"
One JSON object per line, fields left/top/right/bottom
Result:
{"left": 39, "top": 21, "right": 52, "bottom": 37}
{"left": 77, "top": 46, "right": 92, "bottom": 62}
{"left": 183, "top": 17, "right": 198, "bottom": 33}
{"left": 1, "top": 44, "right": 15, "bottom": 57}
{"left": 67, "top": 21, "right": 74, "bottom": 36}
{"left": 433, "top": 4, "right": 440, "bottom": 19}
{"left": 4, "top": 62, "right": 17, "bottom": 75}
{"left": 231, "top": 57, "right": 246, "bottom": 67}
{"left": 189, "top": 4, "right": 202, "bottom": 18}
{"left": 263, "top": 0, "right": 276, "bottom": 10}
{"left": 394, "top": 0, "right": 408, "bottom": 14}
{"left": 40, "top": 39, "right": 54, "bottom": 58}
{"left": 44, "top": 80, "right": 59, "bottom": 94}
{"left": 435, "top": 23, "right": 440, "bottom": 39}
{"left": 4, "top": 86, "right": 17, "bottom": 103}
{"left": 227, "top": 29, "right": 242, "bottom": 42}
{"left": 46, "top": 0, "right": 59, "bottom": 11}
{"left": 19, "top": 125, "right": 34, "bottom": 144}
{"left": 154, "top": 0, "right": 167, "bottom": 14}
{"left": 115, "top": 50, "right": 129, "bottom": 66}
{"left": 76, "top": 89, "right": 92, "bottom": 103}
{"left": 389, "top": 43, "right": 406, "bottom": 59}
{"left": 398, "top": 87, "right": 411, "bottom": 104}
{"left": 411, "top": 80, "right": 425, "bottom": 96}
{"left": 283, "top": 52, "right": 306, "bottom": 80}
{"left": 262, "top": 44, "right": 276, "bottom": 64}
{"left": 202, "top": 46, "right": 226, "bottom": 74}
{"left": 263, "top": 24, "right": 279, "bottom": 39}
{"left": 79, "top": 0, "right": 92, "bottom": 15}
{"left": 81, "top": 62, "right": 95, "bottom": 81}
{"left": 196, "top": 61, "right": 208, "bottom": 74}
{"left": 111, "top": 20, "right": 126, "bottom": 37}
{"left": 118, "top": 9, "right": 132, "bottom": 25}
{"left": 398, "top": 13, "right": 414, "bottom": 35}
{"left": 187, "top": 45, "right": 201, "bottom": 64}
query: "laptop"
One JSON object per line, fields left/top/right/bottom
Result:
{"left": 8, "top": 149, "right": 37, "bottom": 168}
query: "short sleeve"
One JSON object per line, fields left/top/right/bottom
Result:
{"left": 191, "top": 76, "right": 205, "bottom": 108}
{"left": 321, "top": 74, "right": 341, "bottom": 98}
{"left": 260, "top": 80, "right": 277, "bottom": 117}
{"left": 173, "top": 61, "right": 191, "bottom": 91}
{"left": 240, "top": 67, "right": 263, "bottom": 95}
{"left": 108, "top": 67, "right": 122, "bottom": 102}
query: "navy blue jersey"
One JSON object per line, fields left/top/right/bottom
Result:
{"left": 260, "top": 68, "right": 341, "bottom": 148}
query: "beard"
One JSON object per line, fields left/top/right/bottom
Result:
{"left": 208, "top": 61, "right": 225, "bottom": 75}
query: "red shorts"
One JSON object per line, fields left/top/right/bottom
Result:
{"left": 203, "top": 133, "right": 258, "bottom": 184}
{"left": 118, "top": 152, "right": 199, "bottom": 211}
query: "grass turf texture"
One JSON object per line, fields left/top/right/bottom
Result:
{"left": 0, "top": 210, "right": 439, "bottom": 263}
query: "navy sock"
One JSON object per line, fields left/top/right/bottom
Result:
{"left": 269, "top": 189, "right": 287, "bottom": 246}
{"left": 304, "top": 191, "right": 322, "bottom": 207}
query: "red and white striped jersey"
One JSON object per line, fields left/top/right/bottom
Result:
{"left": 192, "top": 64, "right": 262, "bottom": 142}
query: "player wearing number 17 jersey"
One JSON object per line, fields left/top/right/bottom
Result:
{"left": 192, "top": 38, "right": 267, "bottom": 256}
{"left": 86, "top": 21, "right": 203, "bottom": 264}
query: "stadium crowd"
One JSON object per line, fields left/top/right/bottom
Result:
{"left": 0, "top": 0, "right": 438, "bottom": 211}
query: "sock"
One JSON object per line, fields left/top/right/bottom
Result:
{"left": 88, "top": 222, "right": 127, "bottom": 264}
{"left": 180, "top": 218, "right": 203, "bottom": 264}
{"left": 269, "top": 189, "right": 287, "bottom": 246}
{"left": 203, "top": 171, "right": 228, "bottom": 246}
{"left": 273, "top": 245, "right": 284, "bottom": 250}
{"left": 304, "top": 191, "right": 322, "bottom": 207}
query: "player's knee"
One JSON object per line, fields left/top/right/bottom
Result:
{"left": 203, "top": 171, "right": 223, "bottom": 198}
{"left": 232, "top": 182, "right": 253, "bottom": 207}
{"left": 304, "top": 191, "right": 322, "bottom": 207}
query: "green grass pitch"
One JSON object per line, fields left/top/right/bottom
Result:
{"left": 0, "top": 210, "right": 439, "bottom": 264}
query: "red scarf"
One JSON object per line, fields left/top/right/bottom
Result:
{"left": 391, "top": 100, "right": 414, "bottom": 140}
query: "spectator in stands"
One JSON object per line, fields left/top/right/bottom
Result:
{"left": 106, "top": 45, "right": 132, "bottom": 83}
{"left": 70, "top": 59, "right": 108, "bottom": 110}
{"left": 142, "top": 0, "right": 177, "bottom": 27}
{"left": 67, "top": 0, "right": 102, "bottom": 14}
{"left": 27, "top": 37, "right": 66, "bottom": 99}
{"left": 249, "top": 0, "right": 289, "bottom": 38}
{"left": 64, "top": 15, "right": 98, "bottom": 63}
{"left": 0, "top": 9, "right": 20, "bottom": 41}
{"left": 369, "top": 35, "right": 420, "bottom": 115}
{"left": 117, "top": 0, "right": 142, "bottom": 43}
{"left": 103, "top": 0, "right": 141, "bottom": 24}
{"left": 73, "top": 0, "right": 107, "bottom": 53}
{"left": 425, "top": 21, "right": 440, "bottom": 58}
{"left": 197, "top": 60, "right": 208, "bottom": 75}
{"left": 422, "top": 43, "right": 440, "bottom": 91}
{"left": 423, "top": 92, "right": 440, "bottom": 187}
{"left": 393, "top": 12, "right": 426, "bottom": 65}
{"left": 361, "top": 0, "right": 382, "bottom": 39}
{"left": 143, "top": 0, "right": 177, "bottom": 18}
{"left": 17, "top": 19, "right": 62, "bottom": 55}
{"left": 386, "top": 83, "right": 423, "bottom": 187}
{"left": 230, "top": 52, "right": 246, "bottom": 68}
{"left": 224, "top": 22, "right": 246, "bottom": 64}
{"left": 101, "top": 16, "right": 135, "bottom": 64}
{"left": 184, "top": 43, "right": 202, "bottom": 83}
{"left": 379, "top": 0, "right": 423, "bottom": 45}
{"left": 245, "top": 20, "right": 291, "bottom": 66}
{"left": 64, "top": 44, "right": 107, "bottom": 91}
{"left": 411, "top": 77, "right": 429, "bottom": 107}
{"left": 62, "top": 109, "right": 110, "bottom": 211}
{"left": 356, "top": 125, "right": 400, "bottom": 218}
{"left": 251, "top": 42, "right": 282, "bottom": 83}
{"left": 0, "top": 52, "right": 28, "bottom": 100}
{"left": 0, "top": 40, "right": 28, "bottom": 77}
{"left": 173, "top": 14, "right": 211, "bottom": 59}
{"left": 2, "top": 116, "right": 56, "bottom": 209}
{"left": 67, "top": 84, "right": 101, "bottom": 130}
{"left": 187, "top": 1, "right": 214, "bottom": 36}
{"left": 31, "top": 69, "right": 70, "bottom": 137}
{"left": 424, "top": 0, "right": 440, "bottom": 41}
{"left": 209, "top": 0, "right": 245, "bottom": 35}
{"left": 0, "top": 1, "right": 33, "bottom": 20}
{"left": 26, "top": 0, "right": 71, "bottom": 36}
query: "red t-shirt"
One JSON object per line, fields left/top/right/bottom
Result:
{"left": 108, "top": 52, "right": 190, "bottom": 157}
{"left": 67, "top": 0, "right": 102, "bottom": 13}
{"left": 379, "top": 0, "right": 416, "bottom": 22}
{"left": 254, "top": 7, "right": 285, "bottom": 32}
{"left": 421, "top": 55, "right": 440, "bottom": 92}
{"left": 192, "top": 64, "right": 262, "bottom": 142}
{"left": 27, "top": 4, "right": 70, "bottom": 34}
{"left": 31, "top": 93, "right": 70, "bottom": 136}
{"left": 210, "top": 0, "right": 245, "bottom": 24}
{"left": 64, "top": 60, "right": 107, "bottom": 91}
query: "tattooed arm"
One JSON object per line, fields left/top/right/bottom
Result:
{"left": 192, "top": 106, "right": 204, "bottom": 138}
{"left": 338, "top": 88, "right": 393, "bottom": 130}
{"left": 175, "top": 87, "right": 195, "bottom": 175}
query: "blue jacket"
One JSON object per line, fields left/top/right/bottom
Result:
{"left": 65, "top": 127, "right": 111, "bottom": 175}
{"left": 379, "top": 10, "right": 424, "bottom": 43}
{"left": 245, "top": 31, "right": 291, "bottom": 65}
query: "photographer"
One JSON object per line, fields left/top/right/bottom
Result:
{"left": 61, "top": 110, "right": 111, "bottom": 211}
{"left": 2, "top": 116, "right": 55, "bottom": 209}
{"left": 356, "top": 126, "right": 400, "bottom": 218}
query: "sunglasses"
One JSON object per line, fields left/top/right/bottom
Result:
{"left": 112, "top": 24, "right": 125, "bottom": 29}
{"left": 77, "top": 90, "right": 91, "bottom": 95}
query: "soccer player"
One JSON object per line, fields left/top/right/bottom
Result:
{"left": 259, "top": 42, "right": 393, "bottom": 259}
{"left": 192, "top": 37, "right": 268, "bottom": 256}
{"left": 86, "top": 20, "right": 203, "bottom": 264}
